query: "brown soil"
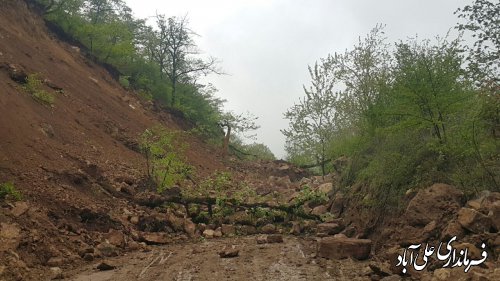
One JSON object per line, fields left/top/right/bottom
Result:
{"left": 0, "top": 1, "right": 224, "bottom": 279}
{"left": 67, "top": 236, "right": 372, "bottom": 281}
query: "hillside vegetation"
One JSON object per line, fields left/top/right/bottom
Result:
{"left": 283, "top": 1, "right": 499, "bottom": 206}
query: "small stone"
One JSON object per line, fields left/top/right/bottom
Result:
{"left": 105, "top": 229, "right": 125, "bottom": 248}
{"left": 96, "top": 242, "right": 119, "bottom": 256}
{"left": 290, "top": 221, "right": 302, "bottom": 235}
{"left": 317, "top": 223, "right": 343, "bottom": 235}
{"left": 96, "top": 261, "right": 116, "bottom": 271}
{"left": 46, "top": 257, "right": 64, "bottom": 267}
{"left": 183, "top": 219, "right": 197, "bottom": 238}
{"left": 213, "top": 227, "right": 223, "bottom": 238}
{"left": 221, "top": 224, "right": 236, "bottom": 236}
{"left": 11, "top": 202, "right": 29, "bottom": 217}
{"left": 311, "top": 205, "right": 328, "bottom": 216}
{"left": 256, "top": 235, "right": 267, "bottom": 244}
{"left": 82, "top": 253, "right": 94, "bottom": 261}
{"left": 317, "top": 183, "right": 333, "bottom": 194}
{"left": 218, "top": 249, "right": 239, "bottom": 258}
{"left": 140, "top": 232, "right": 170, "bottom": 245}
{"left": 203, "top": 229, "right": 215, "bottom": 238}
{"left": 266, "top": 234, "right": 284, "bottom": 243}
{"left": 49, "top": 267, "right": 63, "bottom": 280}
{"left": 261, "top": 224, "right": 276, "bottom": 234}
{"left": 130, "top": 216, "right": 139, "bottom": 224}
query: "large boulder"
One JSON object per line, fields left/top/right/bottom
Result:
{"left": 318, "top": 237, "right": 372, "bottom": 260}
{"left": 457, "top": 208, "right": 492, "bottom": 234}
{"left": 405, "top": 183, "right": 464, "bottom": 227}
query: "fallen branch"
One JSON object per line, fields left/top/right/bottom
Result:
{"left": 134, "top": 193, "right": 320, "bottom": 220}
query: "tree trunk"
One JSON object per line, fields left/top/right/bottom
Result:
{"left": 223, "top": 125, "right": 231, "bottom": 157}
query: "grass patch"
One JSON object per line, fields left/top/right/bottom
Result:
{"left": 0, "top": 182, "right": 22, "bottom": 201}
{"left": 23, "top": 73, "right": 55, "bottom": 106}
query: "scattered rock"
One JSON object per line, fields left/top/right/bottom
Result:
{"left": 10, "top": 201, "right": 29, "bottom": 217}
{"left": 96, "top": 242, "right": 119, "bottom": 257}
{"left": 317, "top": 223, "right": 343, "bottom": 235}
{"left": 317, "top": 237, "right": 372, "bottom": 260}
{"left": 488, "top": 202, "right": 500, "bottom": 232}
{"left": 0, "top": 223, "right": 21, "bottom": 251}
{"left": 218, "top": 248, "right": 239, "bottom": 258}
{"left": 256, "top": 235, "right": 267, "bottom": 244}
{"left": 329, "top": 192, "right": 344, "bottom": 217}
{"left": 183, "top": 219, "right": 197, "bottom": 238}
{"left": 441, "top": 220, "right": 466, "bottom": 240}
{"left": 49, "top": 267, "right": 63, "bottom": 280}
{"left": 96, "top": 261, "right": 116, "bottom": 271}
{"left": 221, "top": 224, "right": 236, "bottom": 237}
{"left": 260, "top": 224, "right": 276, "bottom": 234}
{"left": 239, "top": 225, "right": 258, "bottom": 235}
{"left": 311, "top": 205, "right": 328, "bottom": 216}
{"left": 405, "top": 183, "right": 463, "bottom": 227}
{"left": 214, "top": 227, "right": 223, "bottom": 238}
{"left": 317, "top": 183, "right": 333, "bottom": 194}
{"left": 290, "top": 221, "right": 302, "bottom": 235}
{"left": 203, "top": 229, "right": 215, "bottom": 239}
{"left": 454, "top": 242, "right": 484, "bottom": 260}
{"left": 4, "top": 63, "right": 27, "bottom": 83}
{"left": 369, "top": 262, "right": 392, "bottom": 277}
{"left": 266, "top": 234, "right": 284, "bottom": 243}
{"left": 256, "top": 234, "right": 284, "bottom": 244}
{"left": 105, "top": 229, "right": 125, "bottom": 248}
{"left": 82, "top": 253, "right": 94, "bottom": 261}
{"left": 129, "top": 216, "right": 139, "bottom": 225}
{"left": 457, "top": 208, "right": 492, "bottom": 234}
{"left": 46, "top": 257, "right": 64, "bottom": 267}
{"left": 140, "top": 232, "right": 170, "bottom": 245}
{"left": 340, "top": 226, "right": 356, "bottom": 238}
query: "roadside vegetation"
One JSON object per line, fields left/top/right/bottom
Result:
{"left": 282, "top": 0, "right": 499, "bottom": 205}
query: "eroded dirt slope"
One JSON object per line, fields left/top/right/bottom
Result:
{"left": 0, "top": 1, "right": 224, "bottom": 279}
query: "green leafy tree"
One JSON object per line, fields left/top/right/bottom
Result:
{"left": 456, "top": 0, "right": 499, "bottom": 87}
{"left": 282, "top": 60, "right": 338, "bottom": 175}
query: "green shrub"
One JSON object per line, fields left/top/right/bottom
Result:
{"left": 0, "top": 182, "right": 22, "bottom": 201}
{"left": 24, "top": 73, "right": 55, "bottom": 106}
{"left": 139, "top": 126, "right": 193, "bottom": 193}
{"left": 118, "top": 75, "right": 130, "bottom": 89}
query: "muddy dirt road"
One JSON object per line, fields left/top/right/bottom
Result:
{"left": 68, "top": 236, "right": 373, "bottom": 281}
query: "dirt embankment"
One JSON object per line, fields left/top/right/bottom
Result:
{"left": 0, "top": 1, "right": 224, "bottom": 279}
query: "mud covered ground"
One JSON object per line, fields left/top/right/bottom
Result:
{"left": 68, "top": 236, "right": 373, "bottom": 281}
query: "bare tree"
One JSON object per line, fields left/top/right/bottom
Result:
{"left": 219, "top": 112, "right": 260, "bottom": 157}
{"left": 149, "top": 14, "right": 221, "bottom": 106}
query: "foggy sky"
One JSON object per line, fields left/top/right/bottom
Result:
{"left": 125, "top": 0, "right": 472, "bottom": 159}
